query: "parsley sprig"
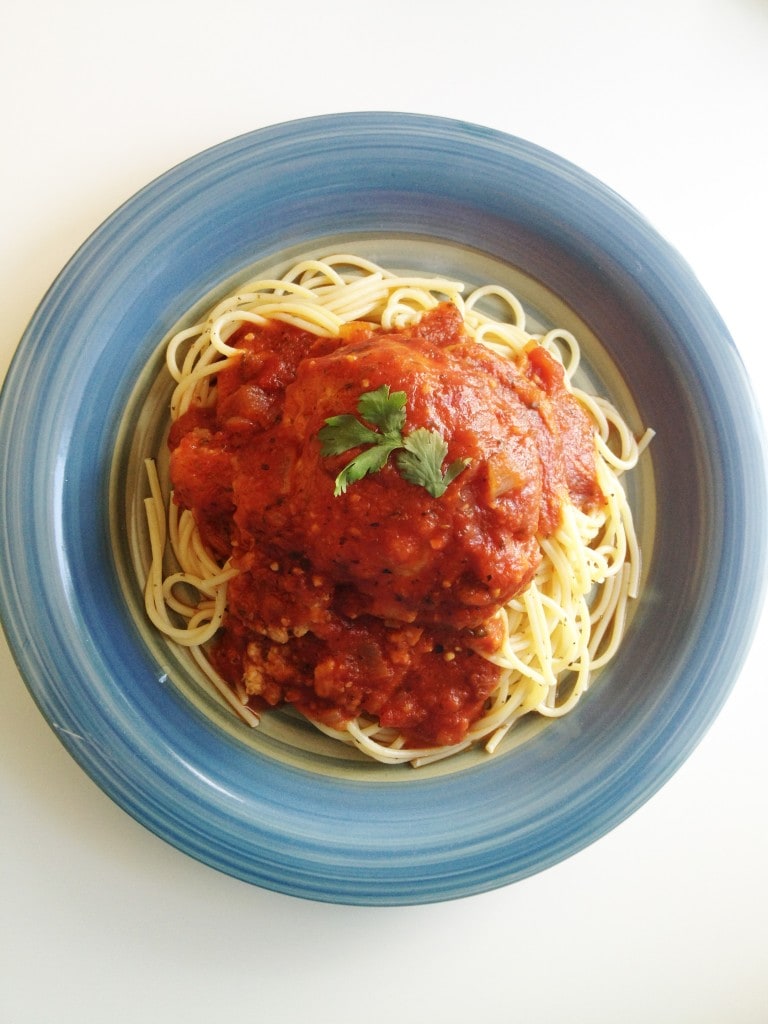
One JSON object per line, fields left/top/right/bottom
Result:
{"left": 318, "top": 385, "right": 469, "bottom": 498}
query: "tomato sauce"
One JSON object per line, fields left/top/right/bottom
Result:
{"left": 169, "top": 304, "right": 603, "bottom": 748}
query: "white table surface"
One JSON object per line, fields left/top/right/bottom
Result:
{"left": 2, "top": 2, "right": 767, "bottom": 1022}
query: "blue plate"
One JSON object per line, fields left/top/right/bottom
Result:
{"left": 1, "top": 113, "right": 765, "bottom": 905}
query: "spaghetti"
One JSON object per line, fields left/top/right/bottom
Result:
{"left": 142, "top": 253, "right": 651, "bottom": 765}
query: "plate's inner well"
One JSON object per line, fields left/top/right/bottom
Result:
{"left": 110, "top": 234, "right": 655, "bottom": 782}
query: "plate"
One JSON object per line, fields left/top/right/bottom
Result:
{"left": 1, "top": 113, "right": 765, "bottom": 905}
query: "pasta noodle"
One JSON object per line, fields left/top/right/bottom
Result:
{"left": 142, "top": 253, "right": 651, "bottom": 766}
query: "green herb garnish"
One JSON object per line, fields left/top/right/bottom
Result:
{"left": 318, "top": 385, "right": 469, "bottom": 498}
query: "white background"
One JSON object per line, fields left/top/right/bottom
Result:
{"left": 2, "top": 2, "right": 767, "bottom": 1022}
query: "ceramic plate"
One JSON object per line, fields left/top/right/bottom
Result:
{"left": 1, "top": 113, "right": 765, "bottom": 904}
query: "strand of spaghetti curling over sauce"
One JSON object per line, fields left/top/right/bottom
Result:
{"left": 142, "top": 253, "right": 652, "bottom": 766}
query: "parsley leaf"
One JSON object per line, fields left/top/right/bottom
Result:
{"left": 397, "top": 428, "right": 471, "bottom": 498}
{"left": 318, "top": 384, "right": 470, "bottom": 498}
{"left": 333, "top": 441, "right": 399, "bottom": 496}
{"left": 318, "top": 414, "right": 380, "bottom": 456}
{"left": 357, "top": 385, "right": 407, "bottom": 436}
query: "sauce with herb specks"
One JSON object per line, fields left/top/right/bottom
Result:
{"left": 169, "top": 304, "right": 602, "bottom": 747}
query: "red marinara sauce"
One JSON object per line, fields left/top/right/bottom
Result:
{"left": 168, "top": 303, "right": 603, "bottom": 748}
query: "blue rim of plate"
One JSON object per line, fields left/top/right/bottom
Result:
{"left": 1, "top": 112, "right": 766, "bottom": 905}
